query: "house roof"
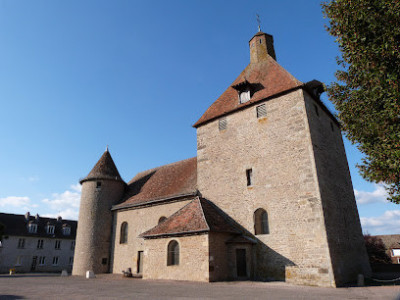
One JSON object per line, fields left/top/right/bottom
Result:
{"left": 80, "top": 149, "right": 124, "bottom": 184}
{"left": 374, "top": 234, "right": 400, "bottom": 249}
{"left": 0, "top": 213, "right": 77, "bottom": 239}
{"left": 140, "top": 197, "right": 240, "bottom": 238}
{"left": 113, "top": 157, "right": 197, "bottom": 210}
{"left": 193, "top": 54, "right": 303, "bottom": 128}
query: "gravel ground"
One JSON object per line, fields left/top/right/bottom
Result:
{"left": 0, "top": 273, "right": 399, "bottom": 300}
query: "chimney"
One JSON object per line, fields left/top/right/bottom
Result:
{"left": 57, "top": 216, "right": 62, "bottom": 222}
{"left": 35, "top": 213, "right": 40, "bottom": 221}
{"left": 25, "top": 212, "right": 30, "bottom": 221}
{"left": 249, "top": 32, "right": 276, "bottom": 63}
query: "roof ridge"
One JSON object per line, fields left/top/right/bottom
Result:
{"left": 133, "top": 157, "right": 196, "bottom": 177}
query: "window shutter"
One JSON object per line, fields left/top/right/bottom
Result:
{"left": 219, "top": 117, "right": 227, "bottom": 131}
{"left": 256, "top": 104, "right": 267, "bottom": 118}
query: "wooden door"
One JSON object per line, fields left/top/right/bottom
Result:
{"left": 236, "top": 249, "right": 247, "bottom": 278}
{"left": 137, "top": 251, "right": 144, "bottom": 274}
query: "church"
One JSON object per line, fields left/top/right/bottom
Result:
{"left": 72, "top": 30, "right": 371, "bottom": 287}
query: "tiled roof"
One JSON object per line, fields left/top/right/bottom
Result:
{"left": 80, "top": 150, "right": 124, "bottom": 184}
{"left": 0, "top": 213, "right": 77, "bottom": 239}
{"left": 140, "top": 197, "right": 240, "bottom": 238}
{"left": 193, "top": 55, "right": 302, "bottom": 127}
{"left": 374, "top": 234, "right": 400, "bottom": 249}
{"left": 113, "top": 157, "right": 197, "bottom": 209}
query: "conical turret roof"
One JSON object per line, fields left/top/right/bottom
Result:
{"left": 80, "top": 149, "right": 124, "bottom": 184}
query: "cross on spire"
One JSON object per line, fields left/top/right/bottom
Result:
{"left": 256, "top": 13, "right": 261, "bottom": 32}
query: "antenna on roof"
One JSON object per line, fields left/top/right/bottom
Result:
{"left": 256, "top": 13, "right": 261, "bottom": 32}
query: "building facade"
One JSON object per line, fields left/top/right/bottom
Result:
{"left": 0, "top": 212, "right": 77, "bottom": 273}
{"left": 72, "top": 30, "right": 371, "bottom": 287}
{"left": 374, "top": 235, "right": 400, "bottom": 264}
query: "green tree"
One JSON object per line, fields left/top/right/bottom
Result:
{"left": 322, "top": 0, "right": 400, "bottom": 203}
{"left": 364, "top": 234, "right": 391, "bottom": 264}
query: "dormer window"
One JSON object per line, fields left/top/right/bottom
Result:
{"left": 239, "top": 89, "right": 251, "bottom": 104}
{"left": 232, "top": 80, "right": 263, "bottom": 105}
{"left": 47, "top": 225, "right": 55, "bottom": 234}
{"left": 62, "top": 225, "right": 71, "bottom": 236}
{"left": 28, "top": 223, "right": 37, "bottom": 233}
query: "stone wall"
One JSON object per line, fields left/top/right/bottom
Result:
{"left": 110, "top": 199, "right": 192, "bottom": 274}
{"left": 197, "top": 89, "right": 335, "bottom": 287}
{"left": 303, "top": 91, "right": 371, "bottom": 285}
{"left": 73, "top": 179, "right": 125, "bottom": 276}
{"left": 0, "top": 235, "right": 75, "bottom": 273}
{"left": 143, "top": 234, "right": 209, "bottom": 281}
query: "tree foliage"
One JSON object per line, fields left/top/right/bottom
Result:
{"left": 364, "top": 234, "right": 392, "bottom": 264}
{"left": 322, "top": 0, "right": 400, "bottom": 203}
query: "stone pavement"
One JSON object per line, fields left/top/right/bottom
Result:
{"left": 0, "top": 274, "right": 399, "bottom": 300}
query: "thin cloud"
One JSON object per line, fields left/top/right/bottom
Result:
{"left": 0, "top": 196, "right": 31, "bottom": 207}
{"left": 42, "top": 184, "right": 81, "bottom": 220}
{"left": 361, "top": 210, "right": 400, "bottom": 235}
{"left": 354, "top": 184, "right": 389, "bottom": 205}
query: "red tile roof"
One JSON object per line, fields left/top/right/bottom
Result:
{"left": 80, "top": 150, "right": 124, "bottom": 184}
{"left": 140, "top": 197, "right": 240, "bottom": 238}
{"left": 193, "top": 56, "right": 303, "bottom": 128}
{"left": 113, "top": 157, "right": 197, "bottom": 209}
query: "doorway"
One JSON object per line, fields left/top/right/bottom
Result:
{"left": 137, "top": 251, "right": 143, "bottom": 274}
{"left": 31, "top": 256, "right": 37, "bottom": 271}
{"left": 235, "top": 249, "right": 247, "bottom": 278}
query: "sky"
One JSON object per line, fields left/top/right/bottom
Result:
{"left": 0, "top": 0, "right": 398, "bottom": 235}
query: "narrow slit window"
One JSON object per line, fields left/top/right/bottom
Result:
{"left": 314, "top": 104, "right": 319, "bottom": 116}
{"left": 330, "top": 122, "right": 334, "bottom": 132}
{"left": 246, "top": 169, "right": 253, "bottom": 186}
{"left": 219, "top": 117, "right": 227, "bottom": 131}
{"left": 256, "top": 104, "right": 267, "bottom": 118}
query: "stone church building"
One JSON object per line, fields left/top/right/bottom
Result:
{"left": 72, "top": 30, "right": 371, "bottom": 287}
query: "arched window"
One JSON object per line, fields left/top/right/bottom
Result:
{"left": 167, "top": 240, "right": 179, "bottom": 266}
{"left": 158, "top": 216, "right": 167, "bottom": 224}
{"left": 254, "top": 208, "right": 269, "bottom": 235}
{"left": 120, "top": 222, "right": 128, "bottom": 244}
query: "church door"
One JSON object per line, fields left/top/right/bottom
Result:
{"left": 235, "top": 249, "right": 247, "bottom": 278}
{"left": 137, "top": 251, "right": 143, "bottom": 274}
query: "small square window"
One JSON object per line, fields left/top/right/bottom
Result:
{"left": 219, "top": 117, "right": 227, "bottom": 131}
{"left": 96, "top": 181, "right": 102, "bottom": 189}
{"left": 102, "top": 258, "right": 108, "bottom": 265}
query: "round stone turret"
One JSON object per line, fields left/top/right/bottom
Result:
{"left": 72, "top": 149, "right": 126, "bottom": 276}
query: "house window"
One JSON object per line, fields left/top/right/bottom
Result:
{"left": 18, "top": 238, "right": 25, "bottom": 249}
{"left": 167, "top": 240, "right": 179, "bottom": 266}
{"left": 392, "top": 249, "right": 400, "bottom": 257}
{"left": 52, "top": 256, "right": 59, "bottom": 266}
{"left": 219, "top": 117, "right": 227, "bottom": 131}
{"left": 55, "top": 240, "right": 61, "bottom": 250}
{"left": 158, "top": 216, "right": 167, "bottom": 224}
{"left": 47, "top": 225, "right": 55, "bottom": 235}
{"left": 254, "top": 208, "right": 269, "bottom": 235}
{"left": 69, "top": 257, "right": 74, "bottom": 266}
{"left": 28, "top": 223, "right": 37, "bottom": 233}
{"left": 38, "top": 256, "right": 46, "bottom": 266}
{"left": 71, "top": 241, "right": 75, "bottom": 250}
{"left": 256, "top": 104, "right": 267, "bottom": 118}
{"left": 15, "top": 256, "right": 23, "bottom": 266}
{"left": 239, "top": 90, "right": 251, "bottom": 104}
{"left": 37, "top": 239, "right": 44, "bottom": 249}
{"left": 62, "top": 226, "right": 71, "bottom": 236}
{"left": 246, "top": 169, "right": 253, "bottom": 186}
{"left": 120, "top": 222, "right": 128, "bottom": 244}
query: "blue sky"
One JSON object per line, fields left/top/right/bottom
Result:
{"left": 0, "top": 0, "right": 398, "bottom": 235}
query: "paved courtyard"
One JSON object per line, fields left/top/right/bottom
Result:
{"left": 0, "top": 274, "right": 399, "bottom": 300}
